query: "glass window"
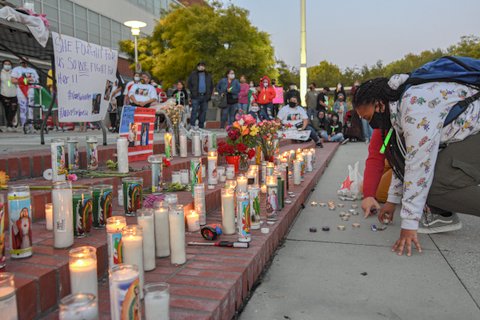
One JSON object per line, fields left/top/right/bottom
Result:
{"left": 88, "top": 11, "right": 100, "bottom": 44}
{"left": 100, "top": 16, "right": 111, "bottom": 47}
{"left": 60, "top": 0, "right": 73, "bottom": 13}
{"left": 43, "top": 3, "right": 59, "bottom": 32}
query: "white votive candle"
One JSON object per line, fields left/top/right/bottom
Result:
{"left": 69, "top": 246, "right": 98, "bottom": 301}
{"left": 207, "top": 151, "right": 218, "bottom": 185}
{"left": 144, "top": 283, "right": 170, "bottom": 320}
{"left": 122, "top": 225, "right": 144, "bottom": 298}
{"left": 186, "top": 210, "right": 200, "bottom": 232}
{"left": 169, "top": 205, "right": 186, "bottom": 265}
{"left": 153, "top": 201, "right": 170, "bottom": 258}
{"left": 221, "top": 188, "right": 236, "bottom": 235}
{"left": 52, "top": 181, "right": 74, "bottom": 248}
{"left": 137, "top": 209, "right": 156, "bottom": 271}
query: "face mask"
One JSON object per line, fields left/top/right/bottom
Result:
{"left": 290, "top": 86, "right": 295, "bottom": 90}
{"left": 250, "top": 106, "right": 259, "bottom": 112}
{"left": 288, "top": 102, "right": 296, "bottom": 108}
{"left": 263, "top": 82, "right": 268, "bottom": 87}
{"left": 250, "top": 83, "right": 254, "bottom": 88}
{"left": 3, "top": 65, "right": 11, "bottom": 71}
{"left": 134, "top": 76, "right": 140, "bottom": 82}
{"left": 369, "top": 111, "right": 388, "bottom": 129}
{"left": 198, "top": 66, "right": 205, "bottom": 72}
{"left": 228, "top": 73, "right": 235, "bottom": 80}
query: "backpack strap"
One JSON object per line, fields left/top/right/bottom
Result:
{"left": 444, "top": 91, "right": 480, "bottom": 126}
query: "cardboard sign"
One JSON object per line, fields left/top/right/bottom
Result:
{"left": 272, "top": 86, "right": 284, "bottom": 104}
{"left": 52, "top": 32, "right": 118, "bottom": 122}
{"left": 279, "top": 129, "right": 311, "bottom": 141}
{"left": 119, "top": 106, "right": 156, "bottom": 162}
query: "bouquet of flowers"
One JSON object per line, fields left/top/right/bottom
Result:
{"left": 256, "top": 119, "right": 284, "bottom": 162}
{"left": 218, "top": 114, "right": 258, "bottom": 169}
{"left": 160, "top": 98, "right": 185, "bottom": 150}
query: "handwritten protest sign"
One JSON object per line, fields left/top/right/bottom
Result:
{"left": 52, "top": 32, "right": 118, "bottom": 122}
{"left": 119, "top": 106, "right": 156, "bottom": 162}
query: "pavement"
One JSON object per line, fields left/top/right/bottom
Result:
{"left": 0, "top": 128, "right": 227, "bottom": 153}
{"left": 240, "top": 142, "right": 480, "bottom": 320}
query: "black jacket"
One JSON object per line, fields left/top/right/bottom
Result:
{"left": 187, "top": 70, "right": 214, "bottom": 100}
{"left": 327, "top": 121, "right": 343, "bottom": 136}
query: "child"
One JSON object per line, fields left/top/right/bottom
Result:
{"left": 248, "top": 100, "right": 265, "bottom": 123}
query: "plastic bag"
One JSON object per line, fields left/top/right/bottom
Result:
{"left": 337, "top": 161, "right": 363, "bottom": 200}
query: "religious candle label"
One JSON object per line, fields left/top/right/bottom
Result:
{"left": 73, "top": 193, "right": 93, "bottom": 238}
{"left": 67, "top": 141, "right": 80, "bottom": 170}
{"left": 123, "top": 181, "right": 143, "bottom": 216}
{"left": 267, "top": 185, "right": 278, "bottom": 213}
{"left": 92, "top": 187, "right": 112, "bottom": 228}
{"left": 8, "top": 191, "right": 32, "bottom": 257}
{"left": 107, "top": 232, "right": 123, "bottom": 266}
{"left": 190, "top": 159, "right": 202, "bottom": 193}
{"left": 151, "top": 163, "right": 162, "bottom": 193}
{"left": 111, "top": 276, "right": 141, "bottom": 320}
{"left": 51, "top": 141, "right": 66, "bottom": 181}
{"left": 249, "top": 187, "right": 261, "bottom": 229}
{"left": 86, "top": 141, "right": 98, "bottom": 170}
{"left": 237, "top": 193, "right": 251, "bottom": 242}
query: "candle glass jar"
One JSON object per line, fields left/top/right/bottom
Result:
{"left": 169, "top": 205, "right": 186, "bottom": 265}
{"left": 153, "top": 201, "right": 170, "bottom": 258}
{"left": 221, "top": 188, "right": 236, "bottom": 235}
{"left": 45, "top": 202, "right": 53, "bottom": 231}
{"left": 122, "top": 225, "right": 144, "bottom": 298}
{"left": 180, "top": 169, "right": 189, "bottom": 185}
{"left": 148, "top": 154, "right": 164, "bottom": 193}
{"left": 207, "top": 151, "right": 218, "bottom": 186}
{"left": 248, "top": 185, "right": 261, "bottom": 230}
{"left": 51, "top": 138, "right": 66, "bottom": 181}
{"left": 86, "top": 137, "right": 98, "bottom": 170}
{"left": 171, "top": 171, "right": 181, "bottom": 184}
{"left": 144, "top": 283, "right": 170, "bottom": 320}
{"left": 225, "top": 164, "right": 235, "bottom": 180}
{"left": 164, "top": 133, "right": 172, "bottom": 159}
{"left": 193, "top": 184, "right": 206, "bottom": 225}
{"left": 237, "top": 191, "right": 251, "bottom": 243}
{"left": 164, "top": 194, "right": 178, "bottom": 210}
{"left": 190, "top": 158, "right": 202, "bottom": 194}
{"left": 122, "top": 177, "right": 143, "bottom": 216}
{"left": 186, "top": 209, "right": 201, "bottom": 232}
{"left": 106, "top": 216, "right": 126, "bottom": 269}
{"left": 91, "top": 185, "right": 113, "bottom": 229}
{"left": 217, "top": 166, "right": 226, "bottom": 182}
{"left": 117, "top": 137, "right": 129, "bottom": 174}
{"left": 53, "top": 181, "right": 74, "bottom": 249}
{"left": 109, "top": 264, "right": 141, "bottom": 320}
{"left": 137, "top": 209, "right": 156, "bottom": 271}
{"left": 0, "top": 194, "right": 5, "bottom": 268}
{"left": 0, "top": 273, "right": 17, "bottom": 319}
{"left": 59, "top": 293, "right": 98, "bottom": 320}
{"left": 66, "top": 138, "right": 80, "bottom": 170}
{"left": 69, "top": 246, "right": 98, "bottom": 299}
{"left": 8, "top": 185, "right": 32, "bottom": 258}
{"left": 192, "top": 131, "right": 201, "bottom": 156}
{"left": 73, "top": 188, "right": 93, "bottom": 238}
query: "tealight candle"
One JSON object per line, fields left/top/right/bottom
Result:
{"left": 45, "top": 203, "right": 53, "bottom": 231}
{"left": 106, "top": 216, "right": 126, "bottom": 269}
{"left": 236, "top": 175, "right": 248, "bottom": 193}
{"left": 186, "top": 210, "right": 200, "bottom": 232}
{"left": 153, "top": 201, "right": 170, "bottom": 257}
{"left": 169, "top": 205, "right": 186, "bottom": 265}
{"left": 0, "top": 273, "right": 18, "bottom": 319}
{"left": 122, "top": 225, "right": 144, "bottom": 298}
{"left": 137, "top": 209, "right": 156, "bottom": 271}
{"left": 69, "top": 246, "right": 98, "bottom": 301}
{"left": 221, "top": 188, "right": 236, "bottom": 235}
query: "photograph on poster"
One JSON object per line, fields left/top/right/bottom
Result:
{"left": 91, "top": 93, "right": 101, "bottom": 114}
{"left": 104, "top": 80, "right": 113, "bottom": 101}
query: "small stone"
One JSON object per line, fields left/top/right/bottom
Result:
{"left": 341, "top": 216, "right": 349, "bottom": 221}
{"left": 339, "top": 211, "right": 347, "bottom": 217}
{"left": 337, "top": 225, "right": 346, "bottom": 231}
{"left": 337, "top": 203, "right": 345, "bottom": 208}
{"left": 351, "top": 210, "right": 359, "bottom": 216}
{"left": 310, "top": 201, "right": 318, "bottom": 207}
{"left": 351, "top": 204, "right": 358, "bottom": 209}
{"left": 322, "top": 226, "right": 330, "bottom": 231}
{"left": 348, "top": 209, "right": 356, "bottom": 214}
{"left": 319, "top": 202, "right": 327, "bottom": 207}
{"left": 352, "top": 223, "right": 361, "bottom": 228}
{"left": 360, "top": 272, "right": 368, "bottom": 276}
{"left": 309, "top": 227, "right": 317, "bottom": 233}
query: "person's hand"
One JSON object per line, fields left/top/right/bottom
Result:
{"left": 392, "top": 229, "right": 422, "bottom": 256}
{"left": 379, "top": 202, "right": 396, "bottom": 224}
{"left": 361, "top": 197, "right": 380, "bottom": 218}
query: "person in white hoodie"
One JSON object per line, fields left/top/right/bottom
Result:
{"left": 354, "top": 74, "right": 480, "bottom": 257}
{"left": 0, "top": 60, "right": 18, "bottom": 131}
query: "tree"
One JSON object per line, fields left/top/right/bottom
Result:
{"left": 448, "top": 35, "right": 480, "bottom": 59}
{"left": 307, "top": 60, "right": 343, "bottom": 88}
{"left": 276, "top": 59, "right": 299, "bottom": 87}
{"left": 119, "top": 4, "right": 277, "bottom": 87}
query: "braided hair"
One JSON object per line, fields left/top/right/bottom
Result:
{"left": 352, "top": 77, "right": 406, "bottom": 108}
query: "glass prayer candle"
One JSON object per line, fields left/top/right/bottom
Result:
{"left": 117, "top": 137, "right": 129, "bottom": 173}
{"left": 66, "top": 138, "right": 80, "bottom": 170}
{"left": 69, "top": 246, "right": 98, "bottom": 300}
{"left": 92, "top": 184, "right": 113, "bottom": 229}
{"left": 137, "top": 209, "right": 156, "bottom": 271}
{"left": 186, "top": 210, "right": 200, "bottom": 232}
{"left": 0, "top": 273, "right": 18, "bottom": 319}
{"left": 51, "top": 138, "right": 66, "bottom": 182}
{"left": 45, "top": 202, "right": 53, "bottom": 231}
{"left": 179, "top": 131, "right": 188, "bottom": 158}
{"left": 217, "top": 166, "right": 226, "bottom": 182}
{"left": 169, "top": 205, "right": 186, "bottom": 265}
{"left": 109, "top": 264, "right": 141, "bottom": 320}
{"left": 193, "top": 184, "right": 206, "bottom": 225}
{"left": 164, "top": 194, "right": 178, "bottom": 209}
{"left": 72, "top": 188, "right": 93, "bottom": 238}
{"left": 192, "top": 131, "right": 201, "bottom": 156}
{"left": 248, "top": 185, "right": 261, "bottom": 229}
{"left": 221, "top": 188, "right": 236, "bottom": 235}
{"left": 180, "top": 169, "right": 189, "bottom": 185}
{"left": 237, "top": 191, "right": 251, "bottom": 243}
{"left": 236, "top": 175, "right": 248, "bottom": 193}
{"left": 8, "top": 185, "right": 32, "bottom": 258}
{"left": 153, "top": 201, "right": 170, "bottom": 258}
{"left": 0, "top": 195, "right": 5, "bottom": 269}
{"left": 122, "top": 225, "right": 144, "bottom": 298}
{"left": 59, "top": 293, "right": 98, "bottom": 320}
{"left": 144, "top": 283, "right": 170, "bottom": 320}
{"left": 106, "top": 216, "right": 126, "bottom": 269}
{"left": 190, "top": 158, "right": 202, "bottom": 193}
{"left": 122, "top": 177, "right": 143, "bottom": 216}
{"left": 148, "top": 154, "right": 164, "bottom": 193}
{"left": 207, "top": 151, "right": 218, "bottom": 186}
{"left": 164, "top": 132, "right": 172, "bottom": 159}
{"left": 225, "top": 164, "right": 235, "bottom": 180}
{"left": 86, "top": 136, "right": 98, "bottom": 170}
{"left": 171, "top": 171, "right": 182, "bottom": 184}
{"left": 52, "top": 182, "right": 73, "bottom": 249}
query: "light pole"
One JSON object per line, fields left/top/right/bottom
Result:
{"left": 124, "top": 20, "right": 147, "bottom": 73}
{"left": 299, "top": 0, "right": 307, "bottom": 106}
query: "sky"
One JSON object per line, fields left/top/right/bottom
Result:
{"left": 232, "top": 0, "right": 480, "bottom": 70}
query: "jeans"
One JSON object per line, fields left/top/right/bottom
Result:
{"left": 190, "top": 95, "right": 209, "bottom": 128}
{"left": 259, "top": 103, "right": 273, "bottom": 120}
{"left": 361, "top": 118, "right": 373, "bottom": 140}
{"left": 221, "top": 103, "right": 238, "bottom": 128}
{"left": 319, "top": 129, "right": 329, "bottom": 141}
{"left": 329, "top": 133, "right": 345, "bottom": 142}
{"left": 238, "top": 103, "right": 248, "bottom": 113}
{"left": 305, "top": 124, "right": 320, "bottom": 143}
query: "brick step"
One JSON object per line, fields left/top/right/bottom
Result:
{"left": 0, "top": 136, "right": 294, "bottom": 180}
{"left": 3, "top": 140, "right": 331, "bottom": 320}
{"left": 2, "top": 139, "right": 297, "bottom": 222}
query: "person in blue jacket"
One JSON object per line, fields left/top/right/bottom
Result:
{"left": 217, "top": 69, "right": 240, "bottom": 128}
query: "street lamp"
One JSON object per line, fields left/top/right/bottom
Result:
{"left": 124, "top": 20, "right": 147, "bottom": 73}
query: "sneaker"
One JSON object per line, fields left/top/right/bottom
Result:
{"left": 316, "top": 141, "right": 323, "bottom": 148}
{"left": 418, "top": 211, "right": 462, "bottom": 234}
{"left": 340, "top": 138, "right": 350, "bottom": 145}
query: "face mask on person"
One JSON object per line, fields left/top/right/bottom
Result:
{"left": 198, "top": 66, "right": 205, "bottom": 72}
{"left": 249, "top": 82, "right": 254, "bottom": 88}
{"left": 134, "top": 76, "right": 140, "bottom": 82}
{"left": 263, "top": 82, "right": 268, "bottom": 87}
{"left": 288, "top": 101, "right": 297, "bottom": 108}
{"left": 3, "top": 64, "right": 11, "bottom": 71}
{"left": 228, "top": 73, "right": 235, "bottom": 80}
{"left": 290, "top": 86, "right": 295, "bottom": 90}
{"left": 368, "top": 111, "right": 388, "bottom": 129}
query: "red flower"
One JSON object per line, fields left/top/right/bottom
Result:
{"left": 247, "top": 148, "right": 256, "bottom": 159}
{"left": 228, "top": 129, "right": 240, "bottom": 141}
{"left": 236, "top": 143, "right": 247, "bottom": 153}
{"left": 163, "top": 158, "right": 171, "bottom": 167}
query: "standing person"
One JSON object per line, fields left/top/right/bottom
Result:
{"left": 123, "top": 72, "right": 141, "bottom": 106}
{"left": 11, "top": 58, "right": 39, "bottom": 134}
{"left": 305, "top": 82, "right": 318, "bottom": 117}
{"left": 0, "top": 60, "right": 18, "bottom": 132}
{"left": 285, "top": 83, "right": 301, "bottom": 105}
{"left": 333, "top": 93, "right": 348, "bottom": 123}
{"left": 334, "top": 82, "right": 346, "bottom": 102}
{"left": 128, "top": 72, "right": 158, "bottom": 108}
{"left": 187, "top": 61, "right": 214, "bottom": 128}
{"left": 108, "top": 80, "right": 123, "bottom": 132}
{"left": 257, "top": 76, "right": 276, "bottom": 120}
{"left": 238, "top": 75, "right": 249, "bottom": 113}
{"left": 316, "top": 86, "right": 330, "bottom": 112}
{"left": 277, "top": 96, "right": 323, "bottom": 147}
{"left": 217, "top": 69, "right": 240, "bottom": 128}
{"left": 172, "top": 81, "right": 189, "bottom": 106}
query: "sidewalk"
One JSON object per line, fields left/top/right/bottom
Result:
{"left": 240, "top": 142, "right": 480, "bottom": 320}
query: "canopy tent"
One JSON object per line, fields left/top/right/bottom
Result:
{"left": 0, "top": 3, "right": 108, "bottom": 145}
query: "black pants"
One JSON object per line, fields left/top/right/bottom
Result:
{"left": 109, "top": 112, "right": 117, "bottom": 129}
{"left": 427, "top": 132, "right": 480, "bottom": 216}
{"left": 0, "top": 95, "right": 18, "bottom": 127}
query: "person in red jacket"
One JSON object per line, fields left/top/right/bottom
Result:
{"left": 257, "top": 76, "right": 276, "bottom": 120}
